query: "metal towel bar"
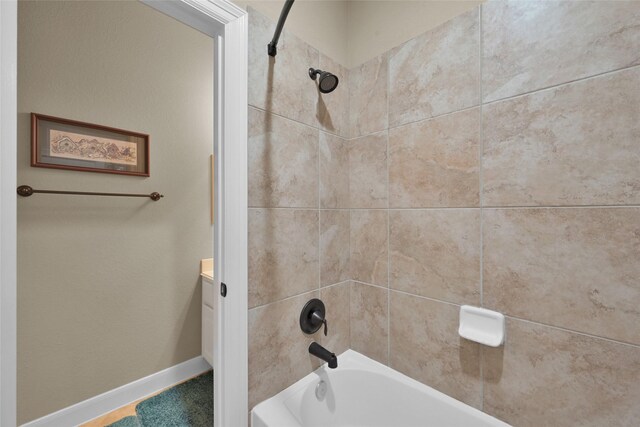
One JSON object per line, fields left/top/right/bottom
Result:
{"left": 17, "top": 185, "right": 163, "bottom": 201}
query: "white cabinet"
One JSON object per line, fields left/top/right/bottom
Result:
{"left": 202, "top": 277, "right": 215, "bottom": 366}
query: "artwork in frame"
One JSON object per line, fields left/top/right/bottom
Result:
{"left": 31, "top": 113, "right": 150, "bottom": 176}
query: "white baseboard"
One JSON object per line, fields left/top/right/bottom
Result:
{"left": 21, "top": 356, "right": 211, "bottom": 427}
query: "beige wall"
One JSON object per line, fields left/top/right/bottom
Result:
{"left": 235, "top": 0, "right": 349, "bottom": 66}
{"left": 234, "top": 0, "right": 481, "bottom": 68}
{"left": 346, "top": 0, "right": 481, "bottom": 68}
{"left": 248, "top": 1, "right": 640, "bottom": 424}
{"left": 17, "top": 1, "right": 213, "bottom": 423}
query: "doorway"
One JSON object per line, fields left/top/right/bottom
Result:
{"left": 0, "top": 1, "right": 248, "bottom": 426}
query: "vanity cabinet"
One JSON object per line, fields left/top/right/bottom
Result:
{"left": 202, "top": 276, "right": 214, "bottom": 366}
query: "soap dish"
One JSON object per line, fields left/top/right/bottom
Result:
{"left": 458, "top": 305, "right": 505, "bottom": 347}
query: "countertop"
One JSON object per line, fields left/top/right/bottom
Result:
{"left": 201, "top": 258, "right": 213, "bottom": 281}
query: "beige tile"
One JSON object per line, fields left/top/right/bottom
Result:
{"left": 483, "top": 318, "right": 640, "bottom": 426}
{"left": 350, "top": 282, "right": 388, "bottom": 364}
{"left": 249, "top": 107, "right": 318, "bottom": 208}
{"left": 249, "top": 209, "right": 319, "bottom": 308}
{"left": 349, "top": 54, "right": 388, "bottom": 138}
{"left": 249, "top": 290, "right": 322, "bottom": 409}
{"left": 317, "top": 54, "right": 349, "bottom": 138}
{"left": 248, "top": 8, "right": 319, "bottom": 127}
{"left": 319, "top": 132, "right": 349, "bottom": 209}
{"left": 319, "top": 282, "right": 350, "bottom": 356}
{"left": 482, "top": 1, "right": 640, "bottom": 102}
{"left": 320, "top": 210, "right": 350, "bottom": 287}
{"left": 349, "top": 132, "right": 388, "bottom": 209}
{"left": 484, "top": 208, "right": 640, "bottom": 345}
{"left": 389, "top": 108, "right": 480, "bottom": 208}
{"left": 390, "top": 292, "right": 482, "bottom": 409}
{"left": 350, "top": 210, "right": 388, "bottom": 286}
{"left": 483, "top": 68, "right": 640, "bottom": 207}
{"left": 388, "top": 8, "right": 480, "bottom": 127}
{"left": 389, "top": 209, "right": 480, "bottom": 304}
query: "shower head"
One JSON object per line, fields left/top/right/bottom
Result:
{"left": 309, "top": 68, "right": 339, "bottom": 94}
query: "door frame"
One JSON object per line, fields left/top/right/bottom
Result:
{"left": 1, "top": 1, "right": 18, "bottom": 425}
{"left": 0, "top": 1, "right": 248, "bottom": 426}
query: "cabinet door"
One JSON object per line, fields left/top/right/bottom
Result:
{"left": 202, "top": 305, "right": 214, "bottom": 366}
{"left": 202, "top": 279, "right": 214, "bottom": 309}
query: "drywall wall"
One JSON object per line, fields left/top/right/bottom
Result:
{"left": 233, "top": 0, "right": 482, "bottom": 68}
{"left": 347, "top": 1, "right": 482, "bottom": 67}
{"left": 17, "top": 1, "right": 213, "bottom": 423}
{"left": 235, "top": 0, "right": 349, "bottom": 66}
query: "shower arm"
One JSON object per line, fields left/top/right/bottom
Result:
{"left": 267, "top": 0, "right": 295, "bottom": 57}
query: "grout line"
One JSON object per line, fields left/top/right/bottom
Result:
{"left": 248, "top": 207, "right": 320, "bottom": 211}
{"left": 249, "top": 104, "right": 349, "bottom": 140}
{"left": 387, "top": 104, "right": 481, "bottom": 134}
{"left": 250, "top": 204, "right": 640, "bottom": 211}
{"left": 478, "top": 204, "right": 640, "bottom": 210}
{"left": 386, "top": 208, "right": 391, "bottom": 366}
{"left": 252, "top": 280, "right": 352, "bottom": 312}
{"left": 478, "top": 4, "right": 485, "bottom": 410}
{"left": 346, "top": 67, "right": 352, "bottom": 349}
{"left": 318, "top": 128, "right": 321, "bottom": 293}
{"left": 349, "top": 278, "right": 353, "bottom": 349}
{"left": 366, "top": 286, "right": 640, "bottom": 351}
{"left": 482, "top": 62, "right": 640, "bottom": 106}
{"left": 352, "top": 279, "right": 375, "bottom": 289}
{"left": 251, "top": 60, "right": 640, "bottom": 148}
{"left": 347, "top": 210, "right": 352, "bottom": 349}
{"left": 478, "top": 10, "right": 484, "bottom": 310}
{"left": 348, "top": 277, "right": 351, "bottom": 349}
{"left": 349, "top": 63, "right": 640, "bottom": 141}
{"left": 386, "top": 287, "right": 464, "bottom": 307}
{"left": 348, "top": 129, "right": 389, "bottom": 144}
{"left": 321, "top": 280, "right": 352, "bottom": 292}
{"left": 385, "top": 59, "right": 391, "bottom": 367}
{"left": 352, "top": 280, "right": 394, "bottom": 293}
{"left": 505, "top": 315, "right": 640, "bottom": 350}
{"left": 249, "top": 288, "right": 320, "bottom": 311}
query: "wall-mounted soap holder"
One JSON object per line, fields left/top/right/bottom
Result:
{"left": 458, "top": 305, "right": 505, "bottom": 347}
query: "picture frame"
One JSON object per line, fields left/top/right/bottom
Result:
{"left": 31, "top": 113, "right": 150, "bottom": 176}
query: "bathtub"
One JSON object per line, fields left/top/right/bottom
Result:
{"left": 251, "top": 349, "right": 510, "bottom": 427}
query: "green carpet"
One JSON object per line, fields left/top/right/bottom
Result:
{"left": 108, "top": 416, "right": 140, "bottom": 427}
{"left": 107, "top": 371, "right": 213, "bottom": 427}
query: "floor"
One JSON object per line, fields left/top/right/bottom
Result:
{"left": 81, "top": 375, "right": 201, "bottom": 427}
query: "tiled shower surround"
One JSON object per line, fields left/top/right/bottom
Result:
{"left": 247, "top": 2, "right": 640, "bottom": 425}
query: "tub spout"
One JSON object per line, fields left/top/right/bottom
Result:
{"left": 309, "top": 342, "right": 338, "bottom": 369}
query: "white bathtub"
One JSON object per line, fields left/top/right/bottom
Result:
{"left": 251, "top": 350, "right": 510, "bottom": 427}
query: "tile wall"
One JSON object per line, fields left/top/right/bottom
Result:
{"left": 248, "top": 2, "right": 640, "bottom": 425}
{"left": 247, "top": 8, "right": 351, "bottom": 409}
{"left": 344, "top": 2, "right": 640, "bottom": 425}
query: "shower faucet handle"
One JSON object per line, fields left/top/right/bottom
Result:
{"left": 312, "top": 311, "right": 328, "bottom": 336}
{"left": 300, "top": 298, "right": 328, "bottom": 336}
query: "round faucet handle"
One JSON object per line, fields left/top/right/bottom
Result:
{"left": 300, "top": 298, "right": 328, "bottom": 335}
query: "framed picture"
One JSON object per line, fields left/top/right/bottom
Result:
{"left": 31, "top": 113, "right": 150, "bottom": 176}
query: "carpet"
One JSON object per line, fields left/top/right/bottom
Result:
{"left": 107, "top": 371, "right": 213, "bottom": 427}
{"left": 108, "top": 416, "right": 140, "bottom": 427}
